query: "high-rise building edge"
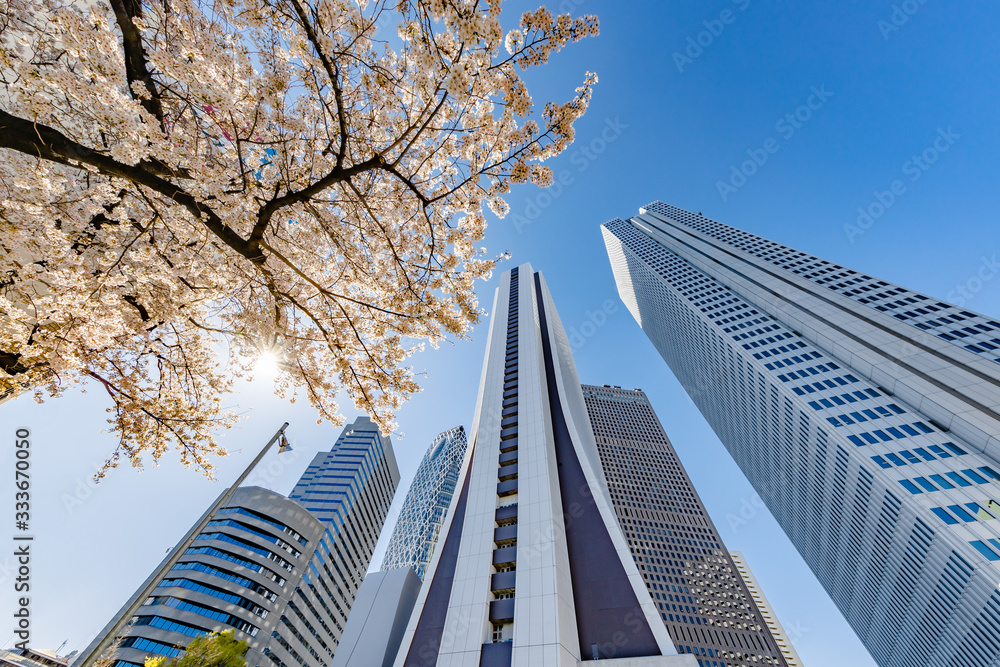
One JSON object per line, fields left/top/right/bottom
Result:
{"left": 728, "top": 551, "right": 804, "bottom": 667}
{"left": 392, "top": 264, "right": 695, "bottom": 666}
{"left": 602, "top": 200, "right": 1000, "bottom": 666}
{"left": 81, "top": 416, "right": 399, "bottom": 667}
{"left": 582, "top": 383, "right": 794, "bottom": 667}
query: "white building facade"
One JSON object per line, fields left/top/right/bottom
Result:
{"left": 392, "top": 264, "right": 694, "bottom": 667}
{"left": 602, "top": 201, "right": 1000, "bottom": 666}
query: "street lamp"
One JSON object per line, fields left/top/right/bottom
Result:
{"left": 76, "top": 422, "right": 292, "bottom": 667}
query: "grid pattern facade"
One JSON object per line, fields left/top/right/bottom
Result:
{"left": 381, "top": 426, "right": 468, "bottom": 580}
{"left": 728, "top": 552, "right": 804, "bottom": 667}
{"left": 582, "top": 384, "right": 789, "bottom": 667}
{"left": 92, "top": 487, "right": 346, "bottom": 667}
{"left": 92, "top": 418, "right": 399, "bottom": 667}
{"left": 602, "top": 201, "right": 1000, "bottom": 667}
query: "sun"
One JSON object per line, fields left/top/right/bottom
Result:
{"left": 254, "top": 350, "right": 280, "bottom": 376}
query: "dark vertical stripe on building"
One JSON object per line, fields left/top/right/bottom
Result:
{"left": 533, "top": 273, "right": 662, "bottom": 660}
{"left": 402, "top": 453, "right": 474, "bottom": 666}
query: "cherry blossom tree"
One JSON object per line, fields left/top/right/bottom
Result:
{"left": 0, "top": 0, "right": 598, "bottom": 476}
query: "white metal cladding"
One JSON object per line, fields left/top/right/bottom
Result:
{"left": 392, "top": 264, "right": 684, "bottom": 667}
{"left": 602, "top": 203, "right": 1000, "bottom": 667}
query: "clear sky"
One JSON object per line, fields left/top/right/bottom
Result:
{"left": 3, "top": 2, "right": 1000, "bottom": 666}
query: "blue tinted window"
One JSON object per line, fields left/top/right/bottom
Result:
{"left": 899, "top": 424, "right": 919, "bottom": 437}
{"left": 898, "top": 480, "right": 922, "bottom": 494}
{"left": 862, "top": 409, "right": 879, "bottom": 420}
{"left": 862, "top": 433, "right": 879, "bottom": 445}
{"left": 887, "top": 404, "right": 905, "bottom": 414}
{"left": 872, "top": 430, "right": 893, "bottom": 442}
{"left": 871, "top": 456, "right": 891, "bottom": 469}
{"left": 929, "top": 445, "right": 952, "bottom": 458}
{"left": 887, "top": 427, "right": 906, "bottom": 439}
{"left": 849, "top": 435, "right": 866, "bottom": 447}
{"left": 962, "top": 469, "right": 988, "bottom": 484}
{"left": 967, "top": 503, "right": 992, "bottom": 519}
{"left": 970, "top": 541, "right": 1000, "bottom": 560}
{"left": 914, "top": 477, "right": 937, "bottom": 492}
{"left": 899, "top": 450, "right": 920, "bottom": 464}
{"left": 946, "top": 472, "right": 972, "bottom": 487}
{"left": 980, "top": 466, "right": 1000, "bottom": 481}
{"left": 931, "top": 508, "right": 958, "bottom": 525}
{"left": 849, "top": 412, "right": 866, "bottom": 423}
{"left": 948, "top": 505, "right": 976, "bottom": 522}
{"left": 914, "top": 448, "right": 935, "bottom": 461}
{"left": 930, "top": 474, "right": 954, "bottom": 489}
{"left": 944, "top": 442, "right": 967, "bottom": 456}
{"left": 886, "top": 453, "right": 906, "bottom": 466}
{"left": 914, "top": 422, "right": 933, "bottom": 433}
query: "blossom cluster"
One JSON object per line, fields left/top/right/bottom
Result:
{"left": 0, "top": 0, "right": 598, "bottom": 475}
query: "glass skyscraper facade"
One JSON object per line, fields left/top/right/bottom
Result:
{"left": 392, "top": 264, "right": 692, "bottom": 667}
{"left": 381, "top": 425, "right": 468, "bottom": 579}
{"left": 603, "top": 200, "right": 1000, "bottom": 667}
{"left": 83, "top": 417, "right": 399, "bottom": 667}
{"left": 582, "top": 384, "right": 791, "bottom": 667}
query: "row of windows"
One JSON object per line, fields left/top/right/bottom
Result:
{"left": 172, "top": 561, "right": 277, "bottom": 601}
{"left": 809, "top": 393, "right": 901, "bottom": 412}
{"left": 194, "top": 532, "right": 293, "bottom": 572}
{"left": 844, "top": 422, "right": 935, "bottom": 446}
{"left": 216, "top": 506, "right": 306, "bottom": 545}
{"left": 157, "top": 578, "right": 267, "bottom": 616}
{"left": 871, "top": 443, "right": 966, "bottom": 468}
{"left": 932, "top": 503, "right": 997, "bottom": 525}
{"left": 822, "top": 405, "right": 903, "bottom": 424}
{"left": 897, "top": 467, "right": 1000, "bottom": 495}
{"left": 134, "top": 614, "right": 210, "bottom": 638}
{"left": 121, "top": 637, "right": 183, "bottom": 658}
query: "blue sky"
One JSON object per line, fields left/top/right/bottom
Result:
{"left": 3, "top": 2, "right": 1000, "bottom": 666}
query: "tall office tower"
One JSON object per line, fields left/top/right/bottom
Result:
{"left": 382, "top": 426, "right": 469, "bottom": 579}
{"left": 728, "top": 552, "right": 804, "bottom": 667}
{"left": 582, "top": 384, "right": 791, "bottom": 667}
{"left": 393, "top": 264, "right": 694, "bottom": 667}
{"left": 82, "top": 417, "right": 399, "bottom": 667}
{"left": 602, "top": 201, "right": 1000, "bottom": 666}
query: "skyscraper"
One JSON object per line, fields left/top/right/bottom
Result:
{"left": 602, "top": 200, "right": 1000, "bottom": 666}
{"left": 582, "top": 383, "right": 792, "bottom": 667}
{"left": 728, "top": 552, "right": 804, "bottom": 667}
{"left": 392, "top": 264, "right": 695, "bottom": 666}
{"left": 382, "top": 426, "right": 468, "bottom": 579}
{"left": 83, "top": 417, "right": 399, "bottom": 667}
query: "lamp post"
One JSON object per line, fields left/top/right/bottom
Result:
{"left": 77, "top": 422, "right": 292, "bottom": 667}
